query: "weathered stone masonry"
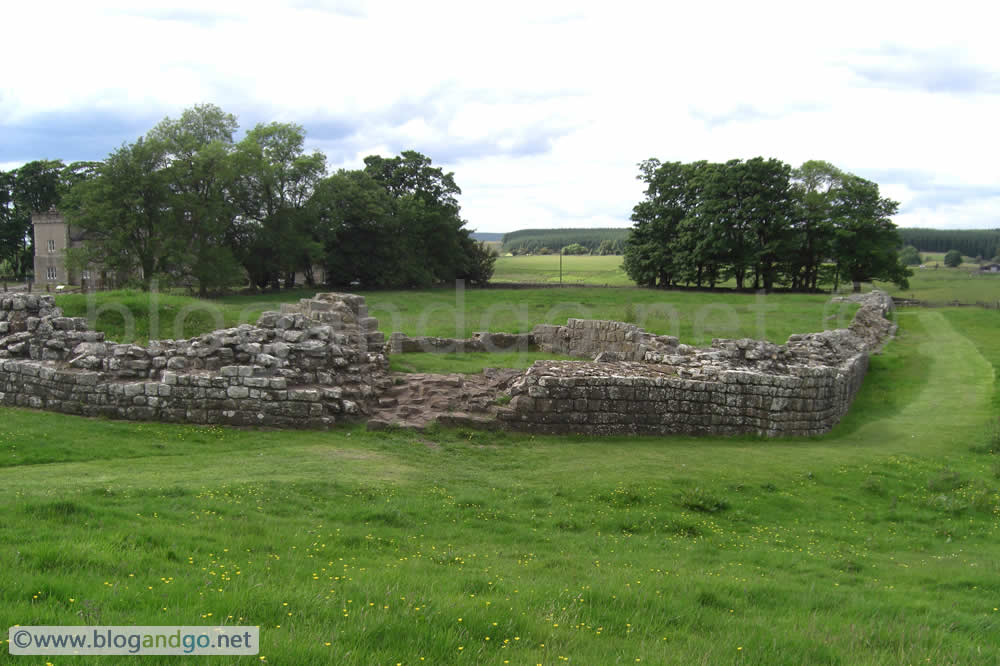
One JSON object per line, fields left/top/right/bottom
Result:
{"left": 498, "top": 291, "right": 895, "bottom": 437}
{"left": 0, "top": 293, "right": 389, "bottom": 427}
{"left": 2, "top": 290, "right": 894, "bottom": 437}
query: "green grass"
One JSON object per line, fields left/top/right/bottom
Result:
{"left": 876, "top": 263, "right": 1000, "bottom": 304}
{"left": 2, "top": 307, "right": 999, "bottom": 664}
{"left": 57, "top": 287, "right": 855, "bottom": 347}
{"left": 389, "top": 351, "right": 576, "bottom": 374}
{"left": 940, "top": 307, "right": 1000, "bottom": 411}
{"left": 492, "top": 254, "right": 631, "bottom": 285}
{"left": 55, "top": 290, "right": 271, "bottom": 346}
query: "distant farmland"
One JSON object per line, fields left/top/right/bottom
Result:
{"left": 501, "top": 228, "right": 629, "bottom": 254}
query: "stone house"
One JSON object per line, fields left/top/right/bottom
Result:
{"left": 31, "top": 209, "right": 108, "bottom": 287}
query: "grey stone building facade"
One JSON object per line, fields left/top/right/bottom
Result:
{"left": 31, "top": 209, "right": 104, "bottom": 286}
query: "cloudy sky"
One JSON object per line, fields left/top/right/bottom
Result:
{"left": 3, "top": 0, "right": 999, "bottom": 232}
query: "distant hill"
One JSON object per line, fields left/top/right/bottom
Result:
{"left": 899, "top": 228, "right": 1000, "bottom": 260}
{"left": 470, "top": 232, "right": 504, "bottom": 242}
{"left": 501, "top": 228, "right": 630, "bottom": 255}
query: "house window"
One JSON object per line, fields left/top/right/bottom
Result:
{"left": 81, "top": 270, "right": 91, "bottom": 281}
{"left": 47, "top": 239, "right": 56, "bottom": 253}
{"left": 46, "top": 266, "right": 58, "bottom": 280}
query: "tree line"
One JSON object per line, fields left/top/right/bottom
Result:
{"left": 1, "top": 104, "right": 495, "bottom": 293}
{"left": 501, "top": 228, "right": 628, "bottom": 255}
{"left": 898, "top": 228, "right": 1000, "bottom": 262}
{"left": 624, "top": 158, "right": 911, "bottom": 292}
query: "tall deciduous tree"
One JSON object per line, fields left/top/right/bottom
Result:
{"left": 623, "top": 159, "right": 692, "bottom": 288}
{"left": 61, "top": 138, "right": 173, "bottom": 290}
{"left": 149, "top": 104, "right": 243, "bottom": 295}
{"left": 230, "top": 122, "right": 326, "bottom": 289}
{"left": 310, "top": 169, "right": 399, "bottom": 287}
{"left": 831, "top": 175, "right": 910, "bottom": 292}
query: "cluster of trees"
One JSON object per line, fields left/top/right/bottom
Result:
{"left": 899, "top": 228, "right": 1000, "bottom": 261}
{"left": 502, "top": 228, "right": 628, "bottom": 255}
{"left": 624, "top": 158, "right": 911, "bottom": 292}
{"left": 12, "top": 105, "right": 493, "bottom": 293}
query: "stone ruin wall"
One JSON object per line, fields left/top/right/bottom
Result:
{"left": 1, "top": 289, "right": 895, "bottom": 438}
{"left": 499, "top": 291, "right": 896, "bottom": 437}
{"left": 0, "top": 293, "right": 389, "bottom": 428}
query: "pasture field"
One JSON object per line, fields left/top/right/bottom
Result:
{"left": 492, "top": 255, "right": 631, "bottom": 286}
{"left": 876, "top": 265, "right": 1000, "bottom": 304}
{"left": 492, "top": 251, "right": 1000, "bottom": 304}
{"left": 2, "top": 306, "right": 1000, "bottom": 664}
{"left": 57, "top": 288, "right": 852, "bottom": 349}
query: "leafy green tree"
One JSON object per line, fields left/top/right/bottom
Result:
{"left": 624, "top": 160, "right": 693, "bottom": 288}
{"left": 148, "top": 104, "right": 243, "bottom": 294}
{"left": 62, "top": 138, "right": 174, "bottom": 290}
{"left": 356, "top": 151, "right": 486, "bottom": 287}
{"left": 362, "top": 151, "right": 475, "bottom": 286}
{"left": 787, "top": 161, "right": 841, "bottom": 290}
{"left": 0, "top": 170, "right": 29, "bottom": 278}
{"left": 597, "top": 239, "right": 615, "bottom": 255}
{"left": 458, "top": 239, "right": 497, "bottom": 286}
{"left": 310, "top": 169, "right": 399, "bottom": 287}
{"left": 944, "top": 249, "right": 963, "bottom": 267}
{"left": 899, "top": 245, "right": 922, "bottom": 266}
{"left": 831, "top": 175, "right": 911, "bottom": 292}
{"left": 230, "top": 122, "right": 326, "bottom": 289}
{"left": 562, "top": 243, "right": 588, "bottom": 255}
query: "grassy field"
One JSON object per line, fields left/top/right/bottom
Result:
{"left": 57, "top": 288, "right": 853, "bottom": 348}
{"left": 2, "top": 306, "right": 999, "bottom": 664}
{"left": 876, "top": 265, "right": 1000, "bottom": 304}
{"left": 493, "top": 252, "right": 1000, "bottom": 304}
{"left": 492, "top": 255, "right": 631, "bottom": 286}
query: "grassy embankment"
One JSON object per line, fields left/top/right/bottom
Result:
{"left": 876, "top": 255, "right": 1000, "bottom": 303}
{"left": 2, "top": 302, "right": 999, "bottom": 664}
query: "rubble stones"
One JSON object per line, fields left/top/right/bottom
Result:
{"left": 0, "top": 293, "right": 389, "bottom": 428}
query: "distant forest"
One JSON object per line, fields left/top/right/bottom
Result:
{"left": 898, "top": 228, "right": 1000, "bottom": 260}
{"left": 501, "top": 228, "right": 629, "bottom": 254}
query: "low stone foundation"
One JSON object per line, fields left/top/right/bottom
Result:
{"left": 0, "top": 293, "right": 389, "bottom": 428}
{"left": 499, "top": 291, "right": 895, "bottom": 437}
{"left": 1, "top": 290, "right": 895, "bottom": 438}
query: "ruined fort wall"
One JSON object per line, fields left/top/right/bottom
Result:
{"left": 0, "top": 294, "right": 388, "bottom": 428}
{"left": 500, "top": 291, "right": 894, "bottom": 437}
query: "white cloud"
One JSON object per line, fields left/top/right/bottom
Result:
{"left": 3, "top": 0, "right": 1000, "bottom": 229}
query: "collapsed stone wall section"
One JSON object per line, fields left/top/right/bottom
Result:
{"left": 500, "top": 291, "right": 895, "bottom": 437}
{"left": 0, "top": 293, "right": 389, "bottom": 427}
